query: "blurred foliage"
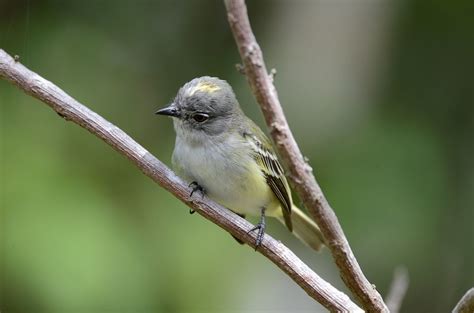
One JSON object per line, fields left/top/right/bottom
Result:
{"left": 0, "top": 0, "right": 472, "bottom": 312}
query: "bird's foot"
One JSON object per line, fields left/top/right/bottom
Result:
{"left": 248, "top": 216, "right": 266, "bottom": 250}
{"left": 248, "top": 208, "right": 266, "bottom": 250}
{"left": 189, "top": 181, "right": 205, "bottom": 198}
{"left": 188, "top": 181, "right": 205, "bottom": 215}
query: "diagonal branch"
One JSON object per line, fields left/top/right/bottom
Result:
{"left": 224, "top": 0, "right": 389, "bottom": 311}
{"left": 0, "top": 49, "right": 363, "bottom": 312}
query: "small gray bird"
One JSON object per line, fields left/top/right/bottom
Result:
{"left": 156, "top": 76, "right": 324, "bottom": 250}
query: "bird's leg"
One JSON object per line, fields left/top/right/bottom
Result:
{"left": 188, "top": 181, "right": 205, "bottom": 214}
{"left": 189, "top": 181, "right": 205, "bottom": 197}
{"left": 247, "top": 207, "right": 266, "bottom": 250}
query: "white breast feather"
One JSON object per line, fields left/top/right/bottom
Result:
{"left": 172, "top": 134, "right": 275, "bottom": 216}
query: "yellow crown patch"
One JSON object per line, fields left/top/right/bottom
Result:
{"left": 188, "top": 82, "right": 221, "bottom": 96}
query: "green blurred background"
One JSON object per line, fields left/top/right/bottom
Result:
{"left": 1, "top": 0, "right": 473, "bottom": 312}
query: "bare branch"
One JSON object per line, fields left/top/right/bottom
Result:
{"left": 223, "top": 0, "right": 389, "bottom": 311}
{"left": 0, "top": 49, "right": 363, "bottom": 312}
{"left": 453, "top": 288, "right": 474, "bottom": 313}
{"left": 385, "top": 267, "right": 409, "bottom": 313}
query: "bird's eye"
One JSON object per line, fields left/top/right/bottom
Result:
{"left": 192, "top": 113, "right": 209, "bottom": 123}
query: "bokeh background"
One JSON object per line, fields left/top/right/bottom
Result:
{"left": 1, "top": 0, "right": 473, "bottom": 312}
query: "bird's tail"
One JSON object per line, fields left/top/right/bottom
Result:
{"left": 277, "top": 205, "right": 325, "bottom": 251}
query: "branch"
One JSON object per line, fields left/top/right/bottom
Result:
{"left": 224, "top": 0, "right": 388, "bottom": 311}
{"left": 453, "top": 288, "right": 474, "bottom": 313}
{"left": 0, "top": 49, "right": 363, "bottom": 312}
{"left": 385, "top": 267, "right": 409, "bottom": 313}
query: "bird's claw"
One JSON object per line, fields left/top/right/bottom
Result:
{"left": 189, "top": 181, "right": 205, "bottom": 198}
{"left": 248, "top": 222, "right": 266, "bottom": 250}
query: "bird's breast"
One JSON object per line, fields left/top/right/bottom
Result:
{"left": 172, "top": 135, "right": 278, "bottom": 216}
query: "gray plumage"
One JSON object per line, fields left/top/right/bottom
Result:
{"left": 156, "top": 76, "right": 325, "bottom": 251}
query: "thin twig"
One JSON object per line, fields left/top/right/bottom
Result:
{"left": 453, "top": 288, "right": 474, "bottom": 313}
{"left": 223, "top": 0, "right": 389, "bottom": 311}
{"left": 0, "top": 49, "right": 363, "bottom": 312}
{"left": 385, "top": 267, "right": 409, "bottom": 313}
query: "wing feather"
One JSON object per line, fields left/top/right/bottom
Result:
{"left": 243, "top": 130, "right": 293, "bottom": 231}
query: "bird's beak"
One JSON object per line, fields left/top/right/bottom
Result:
{"left": 155, "top": 105, "right": 180, "bottom": 117}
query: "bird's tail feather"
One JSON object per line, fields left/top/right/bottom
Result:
{"left": 277, "top": 205, "right": 325, "bottom": 251}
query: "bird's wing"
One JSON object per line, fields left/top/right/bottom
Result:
{"left": 242, "top": 119, "right": 293, "bottom": 231}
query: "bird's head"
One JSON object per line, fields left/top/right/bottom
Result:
{"left": 156, "top": 76, "right": 242, "bottom": 140}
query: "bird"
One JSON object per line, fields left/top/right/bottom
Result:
{"left": 156, "top": 76, "right": 325, "bottom": 251}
